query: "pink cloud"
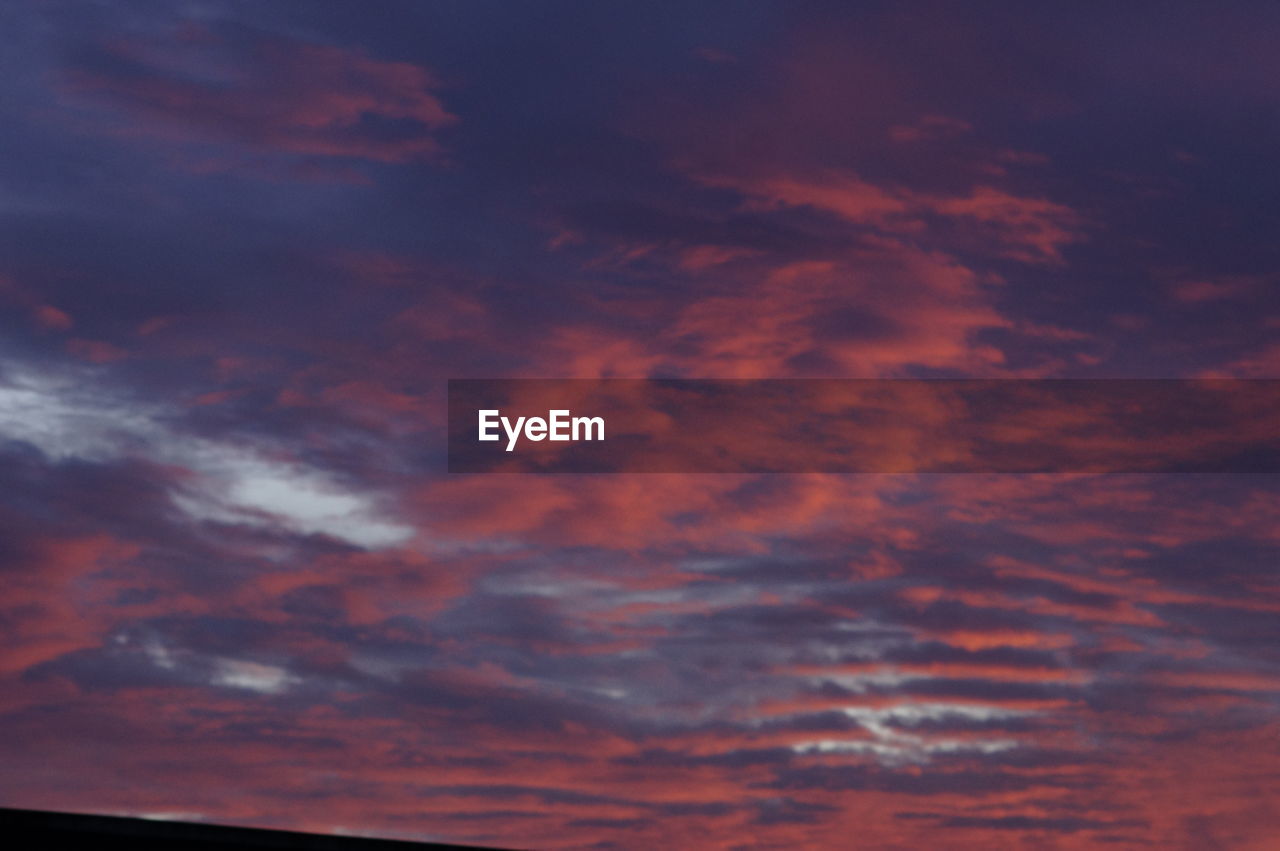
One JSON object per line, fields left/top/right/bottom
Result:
{"left": 707, "top": 171, "right": 1083, "bottom": 265}
{"left": 61, "top": 28, "right": 456, "bottom": 169}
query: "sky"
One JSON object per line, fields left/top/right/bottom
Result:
{"left": 1, "top": 1, "right": 1279, "bottom": 848}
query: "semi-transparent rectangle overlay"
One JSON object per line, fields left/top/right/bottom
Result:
{"left": 448, "top": 379, "right": 1280, "bottom": 473}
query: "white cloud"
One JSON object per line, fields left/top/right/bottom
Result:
{"left": 210, "top": 658, "right": 299, "bottom": 694}
{"left": 791, "top": 736, "right": 1019, "bottom": 761}
{"left": 0, "top": 360, "right": 413, "bottom": 549}
{"left": 126, "top": 629, "right": 301, "bottom": 696}
{"left": 769, "top": 700, "right": 1029, "bottom": 764}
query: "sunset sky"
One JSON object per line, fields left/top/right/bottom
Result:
{"left": 2, "top": 2, "right": 1279, "bottom": 848}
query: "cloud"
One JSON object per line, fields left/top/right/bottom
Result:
{"left": 706, "top": 171, "right": 1083, "bottom": 265}
{"left": 0, "top": 361, "right": 412, "bottom": 548}
{"left": 522, "top": 250, "right": 1011, "bottom": 379}
{"left": 60, "top": 25, "right": 456, "bottom": 170}
{"left": 1, "top": 2, "right": 1279, "bottom": 847}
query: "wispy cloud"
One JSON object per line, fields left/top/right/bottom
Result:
{"left": 0, "top": 361, "right": 412, "bottom": 548}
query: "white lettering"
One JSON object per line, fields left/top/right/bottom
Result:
{"left": 572, "top": 416, "right": 604, "bottom": 441}
{"left": 481, "top": 409, "right": 605, "bottom": 451}
{"left": 502, "top": 415, "right": 526, "bottom": 452}
{"left": 549, "top": 409, "right": 570, "bottom": 441}
{"left": 478, "top": 410, "right": 500, "bottom": 441}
